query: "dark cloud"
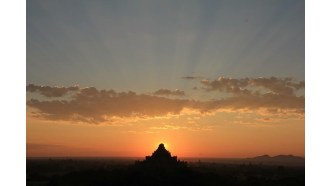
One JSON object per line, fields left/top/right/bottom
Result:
{"left": 201, "top": 77, "right": 304, "bottom": 96}
{"left": 182, "top": 76, "right": 203, "bottom": 80}
{"left": 154, "top": 89, "right": 185, "bottom": 96}
{"left": 201, "top": 77, "right": 251, "bottom": 95}
{"left": 27, "top": 84, "right": 79, "bottom": 97}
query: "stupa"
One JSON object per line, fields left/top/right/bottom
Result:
{"left": 130, "top": 143, "right": 191, "bottom": 185}
{"left": 134, "top": 143, "right": 187, "bottom": 167}
{"left": 145, "top": 143, "right": 178, "bottom": 163}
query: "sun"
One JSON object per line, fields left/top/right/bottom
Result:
{"left": 163, "top": 143, "right": 169, "bottom": 149}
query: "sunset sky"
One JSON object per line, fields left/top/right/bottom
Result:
{"left": 26, "top": 0, "right": 304, "bottom": 158}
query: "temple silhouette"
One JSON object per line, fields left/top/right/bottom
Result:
{"left": 129, "top": 143, "right": 192, "bottom": 185}
{"left": 134, "top": 143, "right": 188, "bottom": 168}
{"left": 144, "top": 143, "right": 179, "bottom": 164}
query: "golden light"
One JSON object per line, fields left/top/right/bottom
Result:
{"left": 163, "top": 142, "right": 169, "bottom": 149}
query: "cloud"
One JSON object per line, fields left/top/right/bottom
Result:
{"left": 182, "top": 76, "right": 203, "bottom": 80}
{"left": 201, "top": 77, "right": 304, "bottom": 96}
{"left": 190, "top": 94, "right": 304, "bottom": 115}
{"left": 256, "top": 117, "right": 276, "bottom": 122}
{"left": 153, "top": 89, "right": 185, "bottom": 96}
{"left": 27, "top": 84, "right": 79, "bottom": 97}
{"left": 27, "top": 88, "right": 190, "bottom": 124}
{"left": 27, "top": 78, "right": 304, "bottom": 124}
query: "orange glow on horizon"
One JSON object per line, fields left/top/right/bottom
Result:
{"left": 27, "top": 108, "right": 304, "bottom": 158}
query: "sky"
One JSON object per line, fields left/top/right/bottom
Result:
{"left": 26, "top": 0, "right": 304, "bottom": 158}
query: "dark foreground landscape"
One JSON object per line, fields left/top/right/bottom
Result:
{"left": 27, "top": 144, "right": 304, "bottom": 186}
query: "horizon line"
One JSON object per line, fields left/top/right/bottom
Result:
{"left": 26, "top": 154, "right": 305, "bottom": 159}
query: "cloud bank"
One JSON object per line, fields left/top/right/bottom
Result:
{"left": 27, "top": 77, "right": 304, "bottom": 124}
{"left": 27, "top": 87, "right": 189, "bottom": 123}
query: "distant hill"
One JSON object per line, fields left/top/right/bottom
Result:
{"left": 252, "top": 154, "right": 271, "bottom": 159}
{"left": 246, "top": 154, "right": 304, "bottom": 166}
{"left": 251, "top": 154, "right": 304, "bottom": 160}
